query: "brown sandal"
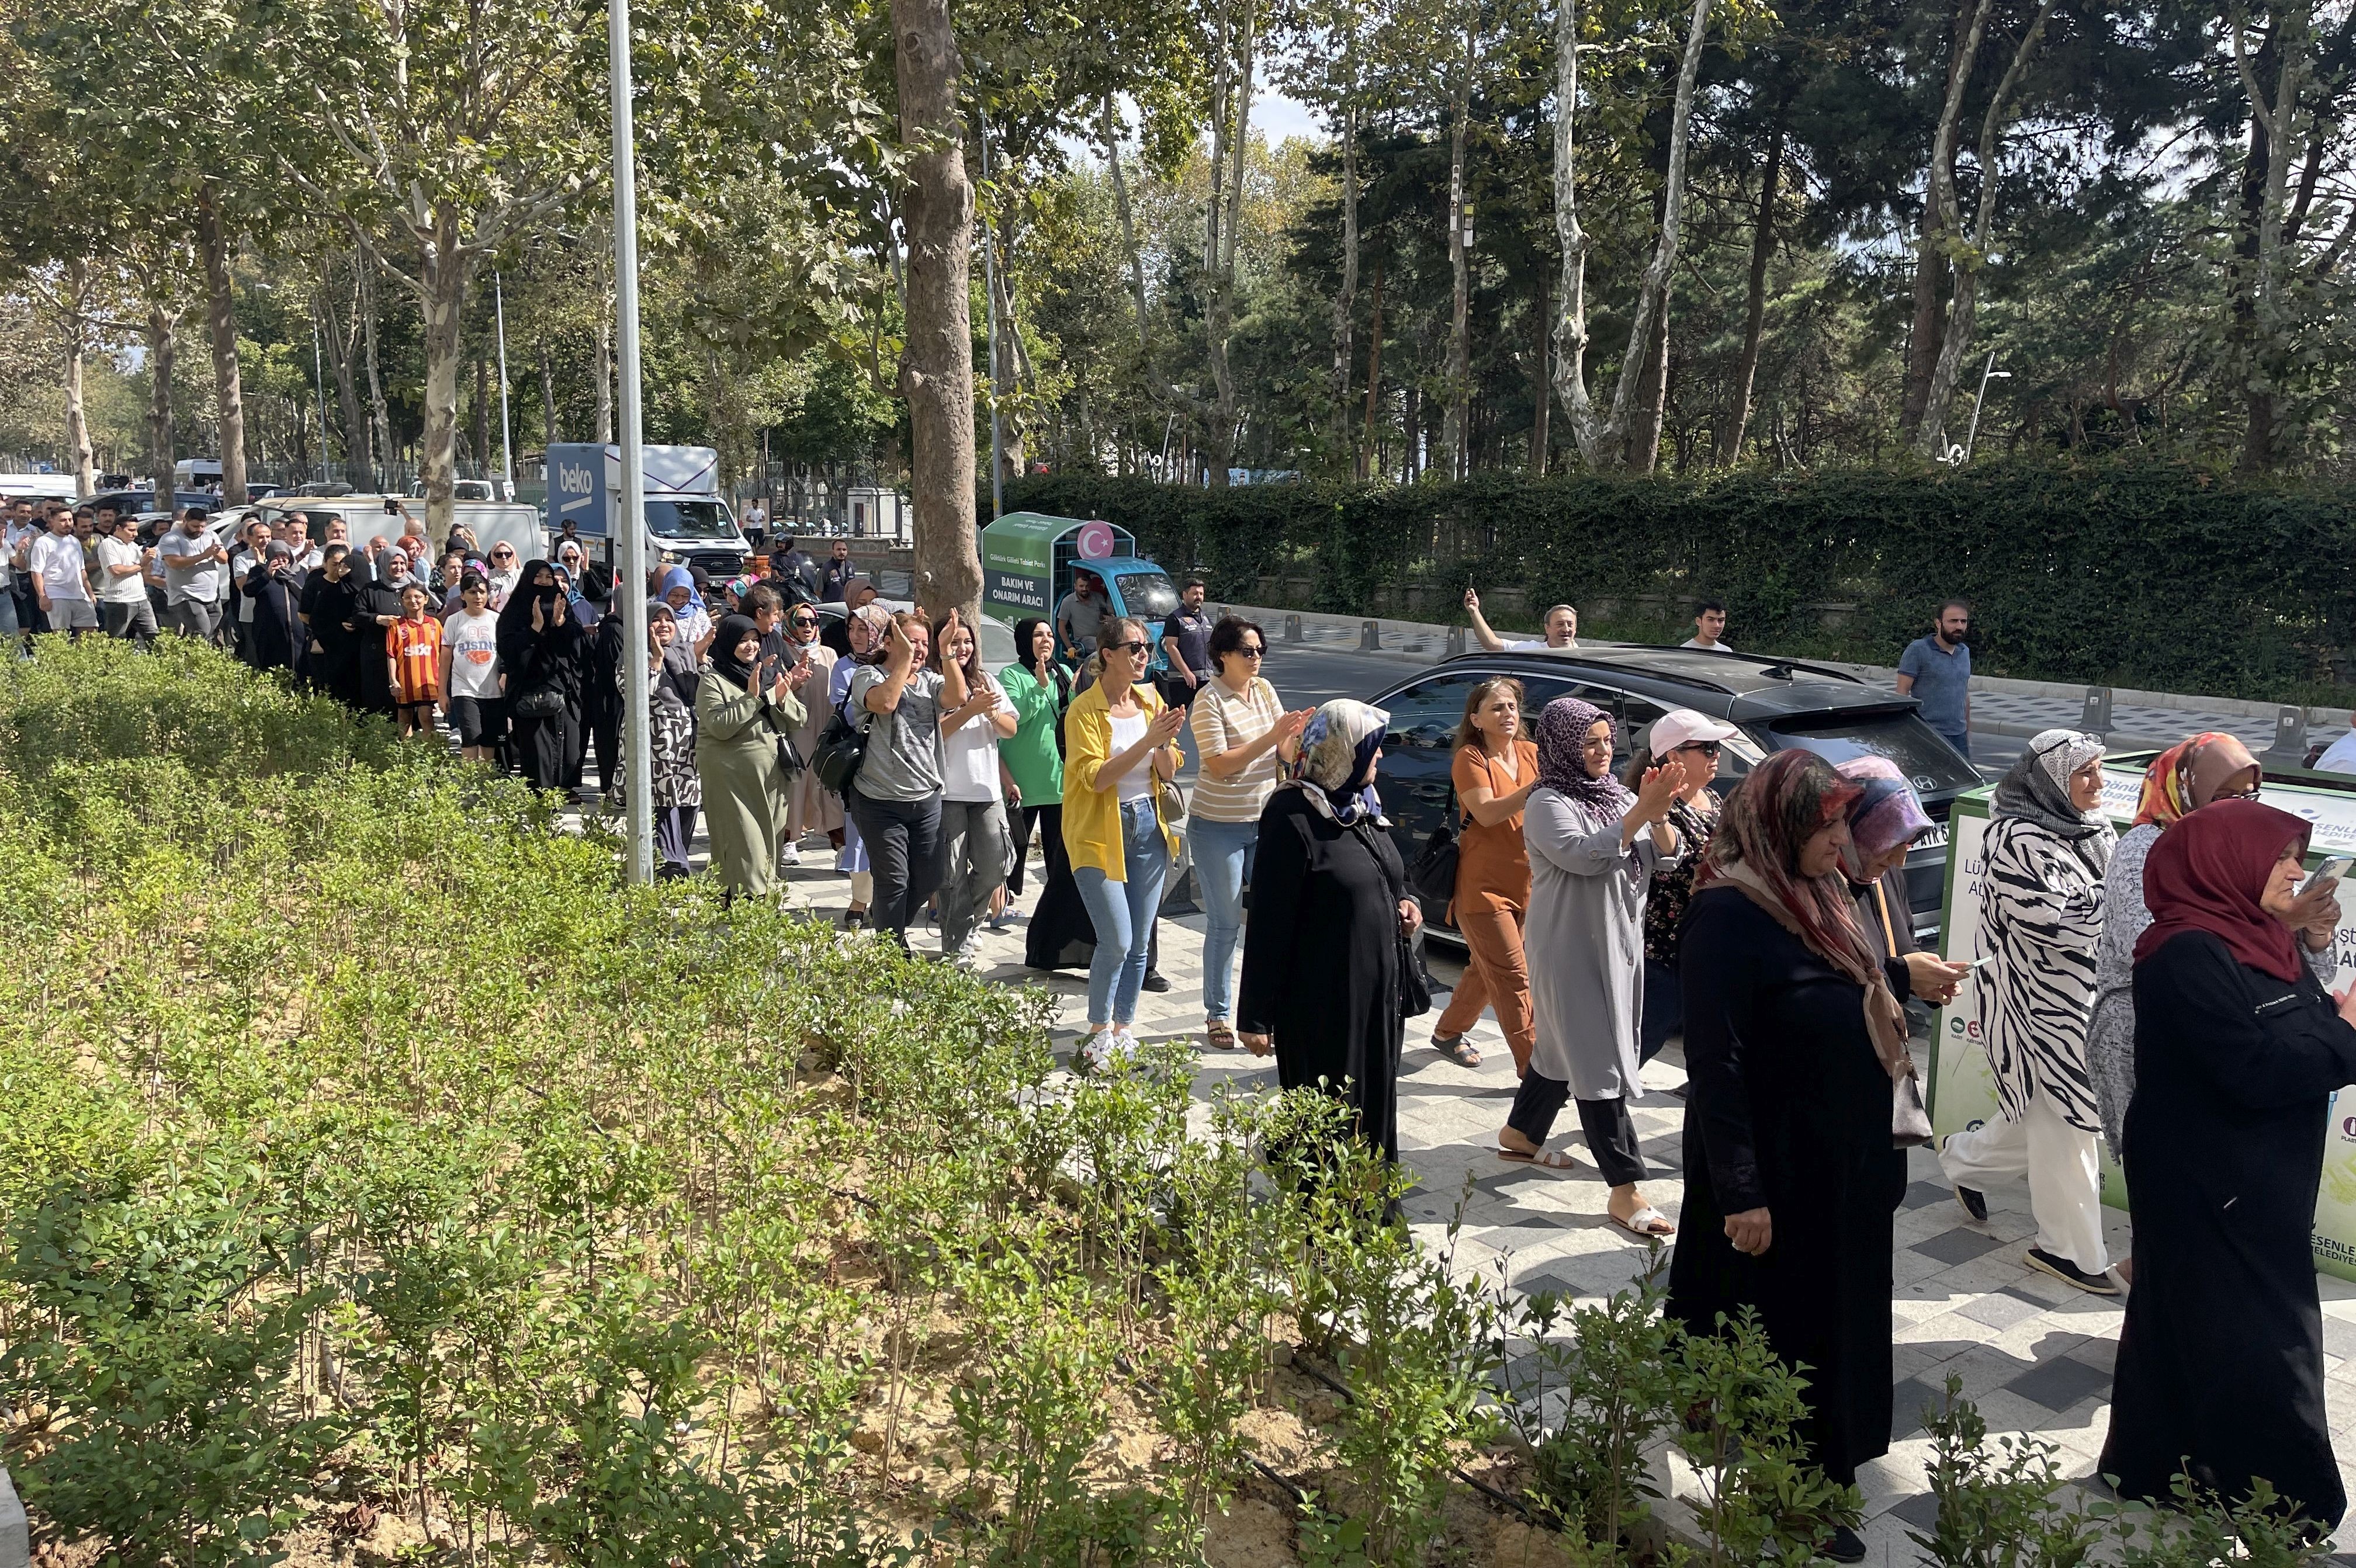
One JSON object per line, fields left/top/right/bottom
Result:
{"left": 1205, "top": 1020, "right": 1237, "bottom": 1050}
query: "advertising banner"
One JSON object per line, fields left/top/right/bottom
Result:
{"left": 1931, "top": 762, "right": 2356, "bottom": 1280}
{"left": 546, "top": 443, "right": 609, "bottom": 540}
{"left": 980, "top": 514, "right": 1060, "bottom": 618}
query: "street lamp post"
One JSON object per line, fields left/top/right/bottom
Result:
{"left": 1964, "top": 351, "right": 2011, "bottom": 464}
{"left": 608, "top": 0, "right": 653, "bottom": 883}
{"left": 494, "top": 271, "right": 515, "bottom": 496}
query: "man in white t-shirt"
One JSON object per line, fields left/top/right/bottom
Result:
{"left": 1466, "top": 587, "right": 1577, "bottom": 652}
{"left": 1681, "top": 600, "right": 1733, "bottom": 652}
{"left": 158, "top": 509, "right": 227, "bottom": 641}
{"left": 93, "top": 514, "right": 158, "bottom": 646}
{"left": 29, "top": 505, "right": 98, "bottom": 637}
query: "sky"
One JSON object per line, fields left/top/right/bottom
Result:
{"left": 1256, "top": 92, "right": 1322, "bottom": 145}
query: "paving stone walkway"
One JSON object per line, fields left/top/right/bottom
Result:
{"left": 771, "top": 838, "right": 2356, "bottom": 1562}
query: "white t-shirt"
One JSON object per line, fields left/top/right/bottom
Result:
{"left": 445, "top": 608, "right": 502, "bottom": 700}
{"left": 2315, "top": 730, "right": 2356, "bottom": 776}
{"left": 1507, "top": 637, "right": 1575, "bottom": 651}
{"left": 1681, "top": 637, "right": 1734, "bottom": 652}
{"left": 95, "top": 536, "right": 147, "bottom": 603}
{"left": 941, "top": 679, "right": 1008, "bottom": 803}
{"left": 158, "top": 526, "right": 222, "bottom": 603}
{"left": 29, "top": 533, "right": 89, "bottom": 601}
{"left": 1107, "top": 708, "right": 1153, "bottom": 802}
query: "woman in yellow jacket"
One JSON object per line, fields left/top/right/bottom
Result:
{"left": 1062, "top": 616, "right": 1185, "bottom": 1070}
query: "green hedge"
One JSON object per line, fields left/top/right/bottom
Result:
{"left": 1000, "top": 465, "right": 2356, "bottom": 702}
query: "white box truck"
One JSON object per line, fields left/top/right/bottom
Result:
{"left": 545, "top": 443, "right": 754, "bottom": 581}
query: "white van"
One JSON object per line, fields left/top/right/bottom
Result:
{"left": 544, "top": 443, "right": 754, "bottom": 581}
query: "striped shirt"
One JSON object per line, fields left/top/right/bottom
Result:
{"left": 1188, "top": 676, "right": 1285, "bottom": 823}
{"left": 386, "top": 616, "right": 444, "bottom": 704}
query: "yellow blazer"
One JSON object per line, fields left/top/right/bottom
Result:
{"left": 1061, "top": 680, "right": 1184, "bottom": 880}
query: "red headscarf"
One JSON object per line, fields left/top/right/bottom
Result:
{"left": 2130, "top": 731, "right": 2258, "bottom": 830}
{"left": 2133, "top": 796, "right": 2310, "bottom": 983}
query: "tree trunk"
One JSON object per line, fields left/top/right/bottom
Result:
{"left": 196, "top": 185, "right": 248, "bottom": 505}
{"left": 1360, "top": 263, "right": 1384, "bottom": 480}
{"left": 891, "top": 0, "right": 980, "bottom": 621}
{"left": 1906, "top": 0, "right": 1995, "bottom": 447}
{"left": 1201, "top": 0, "right": 1255, "bottom": 488}
{"left": 1331, "top": 92, "right": 1359, "bottom": 465}
{"left": 361, "top": 264, "right": 393, "bottom": 487}
{"left": 63, "top": 262, "right": 95, "bottom": 498}
{"left": 1716, "top": 113, "right": 1784, "bottom": 465}
{"left": 1627, "top": 285, "right": 1671, "bottom": 472}
{"left": 417, "top": 225, "right": 469, "bottom": 542}
{"left": 2229, "top": 9, "right": 2303, "bottom": 474}
{"left": 323, "top": 268, "right": 372, "bottom": 483}
{"left": 1918, "top": 0, "right": 2056, "bottom": 457}
{"left": 1445, "top": 20, "right": 1472, "bottom": 478}
{"left": 145, "top": 306, "right": 178, "bottom": 498}
{"left": 988, "top": 247, "right": 1025, "bottom": 480}
{"left": 1602, "top": 0, "right": 1710, "bottom": 464}
{"left": 540, "top": 339, "right": 560, "bottom": 448}
{"left": 1529, "top": 274, "right": 1550, "bottom": 474}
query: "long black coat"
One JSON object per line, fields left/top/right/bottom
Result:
{"left": 1236, "top": 790, "right": 1408, "bottom": 1162}
{"left": 1667, "top": 885, "right": 1909, "bottom": 1486}
{"left": 2101, "top": 930, "right": 2356, "bottom": 1529}
{"left": 244, "top": 564, "right": 304, "bottom": 675}
{"left": 350, "top": 580, "right": 410, "bottom": 713}
{"left": 500, "top": 615, "right": 589, "bottom": 792}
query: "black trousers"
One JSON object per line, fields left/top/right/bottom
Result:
{"left": 1506, "top": 1076, "right": 1647, "bottom": 1187}
{"left": 587, "top": 712, "right": 622, "bottom": 792}
{"left": 848, "top": 786, "right": 943, "bottom": 945}
{"left": 1006, "top": 802, "right": 1064, "bottom": 898}
{"left": 656, "top": 804, "right": 698, "bottom": 877}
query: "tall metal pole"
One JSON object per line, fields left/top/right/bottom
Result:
{"left": 978, "top": 110, "right": 1004, "bottom": 521}
{"left": 609, "top": 0, "right": 653, "bottom": 884}
{"left": 494, "top": 270, "right": 516, "bottom": 495}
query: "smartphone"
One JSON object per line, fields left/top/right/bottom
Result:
{"left": 1953, "top": 953, "right": 1998, "bottom": 971}
{"left": 2300, "top": 857, "right": 2354, "bottom": 897}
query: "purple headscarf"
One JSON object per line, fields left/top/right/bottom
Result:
{"left": 1535, "top": 696, "right": 1633, "bottom": 815}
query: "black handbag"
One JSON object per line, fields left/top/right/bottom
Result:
{"left": 1409, "top": 820, "right": 1461, "bottom": 911}
{"left": 811, "top": 689, "right": 869, "bottom": 794}
{"left": 1351, "top": 820, "right": 1433, "bottom": 1019}
{"left": 512, "top": 686, "right": 564, "bottom": 720}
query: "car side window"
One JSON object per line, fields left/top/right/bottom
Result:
{"left": 1381, "top": 674, "right": 1481, "bottom": 750}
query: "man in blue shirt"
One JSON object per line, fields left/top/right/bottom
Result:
{"left": 1897, "top": 599, "right": 1973, "bottom": 759}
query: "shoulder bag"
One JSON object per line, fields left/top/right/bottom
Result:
{"left": 1350, "top": 819, "right": 1432, "bottom": 1019}
{"left": 512, "top": 685, "right": 565, "bottom": 720}
{"left": 811, "top": 684, "right": 871, "bottom": 795}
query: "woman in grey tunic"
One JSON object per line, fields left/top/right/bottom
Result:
{"left": 1498, "top": 695, "right": 1695, "bottom": 1237}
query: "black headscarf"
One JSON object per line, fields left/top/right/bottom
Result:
{"left": 495, "top": 558, "right": 563, "bottom": 664}
{"left": 1013, "top": 616, "right": 1053, "bottom": 675}
{"left": 708, "top": 612, "right": 763, "bottom": 692}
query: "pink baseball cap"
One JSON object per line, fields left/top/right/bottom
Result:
{"left": 1649, "top": 709, "right": 1740, "bottom": 759}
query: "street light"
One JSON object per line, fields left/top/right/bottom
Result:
{"left": 609, "top": 0, "right": 653, "bottom": 883}
{"left": 494, "top": 271, "right": 515, "bottom": 497}
{"left": 1964, "top": 351, "right": 2012, "bottom": 464}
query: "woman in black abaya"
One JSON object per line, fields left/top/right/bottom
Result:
{"left": 2101, "top": 798, "right": 2356, "bottom": 1535}
{"left": 1668, "top": 750, "right": 1963, "bottom": 1564}
{"left": 497, "top": 559, "right": 589, "bottom": 793}
{"left": 1236, "top": 699, "right": 1419, "bottom": 1162}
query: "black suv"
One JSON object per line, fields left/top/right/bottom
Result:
{"left": 1367, "top": 645, "right": 1980, "bottom": 941}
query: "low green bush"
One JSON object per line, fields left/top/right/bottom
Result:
{"left": 1005, "top": 464, "right": 2356, "bottom": 702}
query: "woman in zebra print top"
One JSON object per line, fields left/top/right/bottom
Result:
{"left": 1938, "top": 729, "right": 2122, "bottom": 1295}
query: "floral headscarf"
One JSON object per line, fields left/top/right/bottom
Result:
{"left": 1284, "top": 698, "right": 1388, "bottom": 824}
{"left": 1534, "top": 696, "right": 1633, "bottom": 815}
{"left": 2131, "top": 731, "right": 2258, "bottom": 830}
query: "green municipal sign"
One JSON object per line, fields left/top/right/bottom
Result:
{"left": 980, "top": 512, "right": 1065, "bottom": 619}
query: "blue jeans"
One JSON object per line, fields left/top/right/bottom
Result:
{"left": 1191, "top": 814, "right": 1258, "bottom": 1023}
{"left": 1938, "top": 726, "right": 1971, "bottom": 762}
{"left": 1073, "top": 797, "right": 1169, "bottom": 1025}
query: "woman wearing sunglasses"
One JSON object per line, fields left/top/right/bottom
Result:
{"left": 1630, "top": 710, "right": 1740, "bottom": 1065}
{"left": 1061, "top": 617, "right": 1185, "bottom": 1069}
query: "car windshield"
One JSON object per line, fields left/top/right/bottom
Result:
{"left": 1114, "top": 570, "right": 1179, "bottom": 620}
{"left": 645, "top": 500, "right": 737, "bottom": 541}
{"left": 1763, "top": 710, "right": 1979, "bottom": 795}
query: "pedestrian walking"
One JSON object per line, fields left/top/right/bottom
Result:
{"left": 777, "top": 597, "right": 840, "bottom": 865}
{"left": 352, "top": 544, "right": 417, "bottom": 715}
{"left": 441, "top": 574, "right": 505, "bottom": 764}
{"left": 934, "top": 614, "right": 1017, "bottom": 966}
{"left": 695, "top": 612, "right": 808, "bottom": 901}
{"left": 1464, "top": 588, "right": 1575, "bottom": 651}
{"left": 1062, "top": 617, "right": 1185, "bottom": 1069}
{"left": 1187, "top": 615, "right": 1312, "bottom": 1050}
{"left": 1428, "top": 677, "right": 1540, "bottom": 1073}
{"left": 846, "top": 609, "right": 951, "bottom": 945}
{"left": 1000, "top": 617, "right": 1071, "bottom": 903}
{"left": 1236, "top": 699, "right": 1418, "bottom": 1161}
{"left": 1896, "top": 599, "right": 1973, "bottom": 759}
{"left": 1667, "top": 750, "right": 1924, "bottom": 1563}
{"left": 497, "top": 559, "right": 588, "bottom": 793}
{"left": 2101, "top": 799, "right": 2356, "bottom": 1536}
{"left": 2086, "top": 733, "right": 2338, "bottom": 1163}
{"left": 1633, "top": 710, "right": 1739, "bottom": 1064}
{"left": 93, "top": 512, "right": 158, "bottom": 647}
{"left": 1938, "top": 729, "right": 2121, "bottom": 1295}
{"left": 1496, "top": 697, "right": 1690, "bottom": 1239}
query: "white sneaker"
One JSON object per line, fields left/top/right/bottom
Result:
{"left": 1079, "top": 1028, "right": 1120, "bottom": 1074}
{"left": 1110, "top": 1024, "right": 1142, "bottom": 1060}
{"left": 779, "top": 842, "right": 802, "bottom": 867}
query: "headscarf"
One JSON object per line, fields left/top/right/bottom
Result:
{"left": 708, "top": 612, "right": 763, "bottom": 692}
{"left": 849, "top": 602, "right": 896, "bottom": 664}
{"left": 1013, "top": 616, "right": 1051, "bottom": 671}
{"left": 1993, "top": 729, "right": 2114, "bottom": 853}
{"left": 1534, "top": 696, "right": 1633, "bottom": 815}
{"left": 1835, "top": 755, "right": 1934, "bottom": 871}
{"left": 1699, "top": 750, "right": 1911, "bottom": 1073}
{"left": 1284, "top": 698, "right": 1388, "bottom": 825}
{"left": 2132, "top": 731, "right": 2259, "bottom": 830}
{"left": 659, "top": 564, "right": 704, "bottom": 615}
{"left": 2133, "top": 797, "right": 2310, "bottom": 984}
{"left": 494, "top": 558, "right": 561, "bottom": 661}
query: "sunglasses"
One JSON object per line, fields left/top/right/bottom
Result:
{"left": 789, "top": 616, "right": 817, "bottom": 628}
{"left": 1675, "top": 741, "right": 1721, "bottom": 757}
{"left": 491, "top": 550, "right": 515, "bottom": 560}
{"left": 1236, "top": 646, "right": 1264, "bottom": 659}
{"left": 1107, "top": 639, "right": 1148, "bottom": 655}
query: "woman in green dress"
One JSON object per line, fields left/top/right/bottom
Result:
{"left": 694, "top": 612, "right": 809, "bottom": 900}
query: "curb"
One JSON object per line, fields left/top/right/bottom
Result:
{"left": 1, "top": 1465, "right": 25, "bottom": 1568}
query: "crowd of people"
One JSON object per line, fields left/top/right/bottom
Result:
{"left": 13, "top": 499, "right": 2354, "bottom": 1541}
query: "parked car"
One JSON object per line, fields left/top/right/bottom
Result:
{"left": 89, "top": 489, "right": 221, "bottom": 518}
{"left": 1366, "top": 645, "right": 1981, "bottom": 941}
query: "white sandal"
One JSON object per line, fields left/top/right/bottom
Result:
{"left": 1610, "top": 1204, "right": 1676, "bottom": 1238}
